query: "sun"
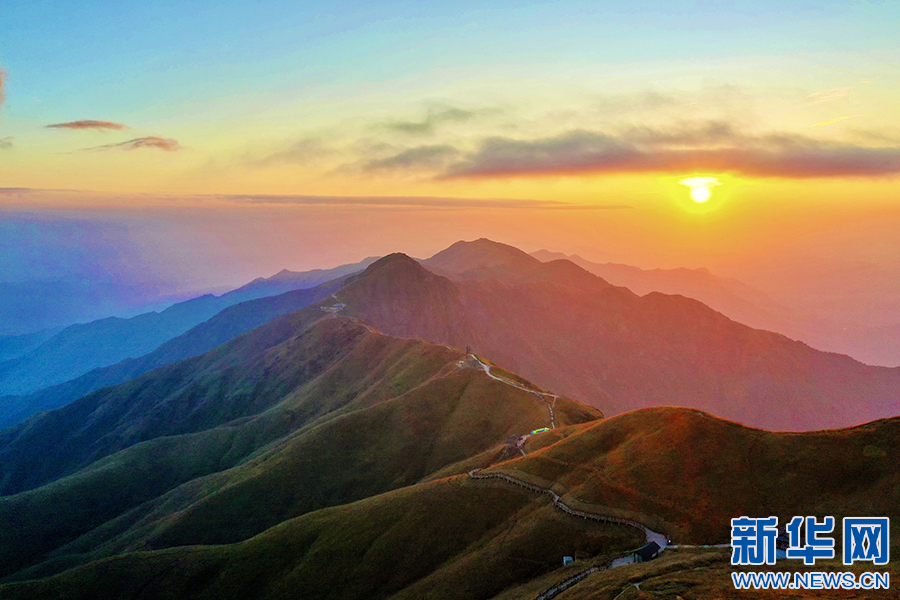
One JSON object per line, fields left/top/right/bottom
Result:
{"left": 679, "top": 177, "right": 720, "bottom": 203}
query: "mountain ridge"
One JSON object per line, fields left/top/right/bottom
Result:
{"left": 0, "top": 257, "right": 376, "bottom": 398}
{"left": 337, "top": 240, "right": 900, "bottom": 431}
{"left": 0, "top": 314, "right": 601, "bottom": 585}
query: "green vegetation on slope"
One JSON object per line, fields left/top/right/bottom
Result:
{"left": 499, "top": 407, "right": 900, "bottom": 544}
{"left": 0, "top": 315, "right": 601, "bottom": 583}
{"left": 2, "top": 401, "right": 897, "bottom": 599}
{"left": 0, "top": 477, "right": 641, "bottom": 600}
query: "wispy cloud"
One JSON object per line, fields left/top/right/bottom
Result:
{"left": 47, "top": 120, "right": 126, "bottom": 131}
{"left": 252, "top": 137, "right": 332, "bottom": 166}
{"left": 596, "top": 90, "right": 678, "bottom": 113}
{"left": 439, "top": 124, "right": 900, "bottom": 179}
{"left": 808, "top": 115, "right": 861, "bottom": 128}
{"left": 382, "top": 106, "right": 480, "bottom": 135}
{"left": 851, "top": 129, "right": 900, "bottom": 144}
{"left": 0, "top": 137, "right": 12, "bottom": 150}
{"left": 84, "top": 137, "right": 180, "bottom": 152}
{"left": 804, "top": 87, "right": 853, "bottom": 106}
{"left": 0, "top": 68, "right": 7, "bottom": 108}
{"left": 620, "top": 120, "right": 741, "bottom": 145}
{"left": 363, "top": 145, "right": 459, "bottom": 171}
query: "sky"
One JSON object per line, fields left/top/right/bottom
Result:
{"left": 1, "top": 1, "right": 899, "bottom": 331}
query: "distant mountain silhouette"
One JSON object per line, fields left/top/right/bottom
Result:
{"left": 533, "top": 250, "right": 900, "bottom": 368}
{"left": 424, "top": 238, "right": 545, "bottom": 281}
{"left": 0, "top": 328, "right": 62, "bottom": 362}
{"left": 339, "top": 241, "right": 900, "bottom": 430}
{"left": 531, "top": 248, "right": 794, "bottom": 331}
{"left": 218, "top": 257, "right": 379, "bottom": 304}
{"left": 0, "top": 257, "right": 376, "bottom": 398}
{"left": 0, "top": 279, "right": 345, "bottom": 429}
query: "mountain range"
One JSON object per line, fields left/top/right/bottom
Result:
{"left": 532, "top": 249, "right": 900, "bottom": 368}
{"left": 0, "top": 238, "right": 897, "bottom": 598}
{"left": 342, "top": 241, "right": 898, "bottom": 431}
{"left": 0, "top": 257, "right": 376, "bottom": 398}
{"left": 0, "top": 314, "right": 895, "bottom": 597}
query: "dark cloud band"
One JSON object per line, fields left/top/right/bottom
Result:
{"left": 440, "top": 127, "right": 900, "bottom": 179}
{"left": 85, "top": 137, "right": 180, "bottom": 152}
{"left": 47, "top": 120, "right": 127, "bottom": 131}
{"left": 383, "top": 106, "right": 478, "bottom": 136}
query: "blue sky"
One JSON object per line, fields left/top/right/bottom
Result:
{"left": 3, "top": 1, "right": 898, "bottom": 128}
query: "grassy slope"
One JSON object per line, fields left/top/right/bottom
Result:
{"left": 0, "top": 478, "right": 641, "bottom": 600}
{"left": 3, "top": 406, "right": 896, "bottom": 599}
{"left": 0, "top": 316, "right": 601, "bottom": 582}
{"left": 2, "top": 251, "right": 897, "bottom": 598}
{"left": 491, "top": 407, "right": 900, "bottom": 543}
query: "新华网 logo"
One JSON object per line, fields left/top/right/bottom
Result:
{"left": 731, "top": 516, "right": 889, "bottom": 566}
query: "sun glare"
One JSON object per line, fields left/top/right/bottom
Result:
{"left": 680, "top": 177, "right": 720, "bottom": 203}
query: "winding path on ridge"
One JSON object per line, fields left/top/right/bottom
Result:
{"left": 469, "top": 468, "right": 672, "bottom": 599}
{"left": 469, "top": 354, "right": 557, "bottom": 429}
{"left": 320, "top": 293, "right": 345, "bottom": 316}
{"left": 468, "top": 441, "right": 673, "bottom": 598}
{"left": 324, "top": 299, "right": 682, "bottom": 598}
{"left": 468, "top": 469, "right": 668, "bottom": 551}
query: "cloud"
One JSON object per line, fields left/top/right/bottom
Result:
{"left": 804, "top": 87, "right": 852, "bottom": 106}
{"left": 444, "top": 132, "right": 639, "bottom": 178}
{"left": 596, "top": 91, "right": 678, "bottom": 113}
{"left": 382, "top": 106, "right": 478, "bottom": 135}
{"left": 47, "top": 120, "right": 126, "bottom": 131}
{"left": 0, "top": 137, "right": 12, "bottom": 150}
{"left": 808, "top": 115, "right": 861, "bottom": 128}
{"left": 85, "top": 137, "right": 180, "bottom": 152}
{"left": 252, "top": 137, "right": 332, "bottom": 166}
{"left": 0, "top": 68, "right": 6, "bottom": 107}
{"left": 621, "top": 120, "right": 741, "bottom": 145}
{"left": 440, "top": 124, "right": 900, "bottom": 179}
{"left": 363, "top": 145, "right": 459, "bottom": 171}
{"left": 851, "top": 129, "right": 900, "bottom": 144}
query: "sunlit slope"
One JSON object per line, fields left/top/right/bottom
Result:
{"left": 340, "top": 246, "right": 900, "bottom": 430}
{"left": 0, "top": 316, "right": 599, "bottom": 581}
{"left": 493, "top": 407, "right": 900, "bottom": 543}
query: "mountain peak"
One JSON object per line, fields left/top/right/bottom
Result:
{"left": 356, "top": 252, "right": 425, "bottom": 277}
{"left": 423, "top": 238, "right": 540, "bottom": 278}
{"left": 343, "top": 252, "right": 456, "bottom": 303}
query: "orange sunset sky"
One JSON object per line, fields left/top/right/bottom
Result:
{"left": 1, "top": 1, "right": 899, "bottom": 338}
